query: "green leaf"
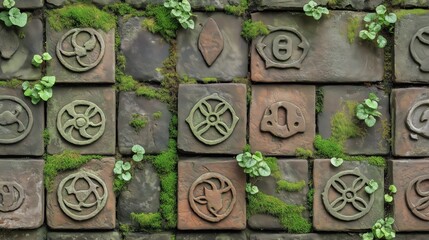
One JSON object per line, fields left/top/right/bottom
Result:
{"left": 389, "top": 185, "right": 397, "bottom": 194}
{"left": 258, "top": 162, "right": 271, "bottom": 176}
{"left": 312, "top": 10, "right": 322, "bottom": 20}
{"left": 330, "top": 157, "right": 344, "bottom": 167}
{"left": 375, "top": 5, "right": 387, "bottom": 15}
{"left": 365, "top": 115, "right": 377, "bottom": 127}
{"left": 368, "top": 93, "right": 379, "bottom": 101}
{"left": 30, "top": 96, "right": 41, "bottom": 105}
{"left": 186, "top": 19, "right": 195, "bottom": 29}
{"left": 23, "top": 88, "right": 33, "bottom": 97}
{"left": 356, "top": 111, "right": 369, "bottom": 120}
{"left": 245, "top": 158, "right": 257, "bottom": 168}
{"left": 384, "top": 194, "right": 393, "bottom": 203}
{"left": 0, "top": 11, "right": 12, "bottom": 26}
{"left": 180, "top": 0, "right": 191, "bottom": 12}
{"left": 246, "top": 183, "right": 259, "bottom": 195}
{"left": 32, "top": 54, "right": 43, "bottom": 67}
{"left": 122, "top": 172, "right": 132, "bottom": 181}
{"left": 113, "top": 166, "right": 122, "bottom": 174}
{"left": 122, "top": 162, "right": 131, "bottom": 171}
{"left": 363, "top": 13, "right": 376, "bottom": 22}
{"left": 385, "top": 13, "right": 397, "bottom": 24}
{"left": 171, "top": 9, "right": 182, "bottom": 17}
{"left": 132, "top": 153, "right": 144, "bottom": 162}
{"left": 3, "top": 0, "right": 15, "bottom": 9}
{"left": 365, "top": 99, "right": 378, "bottom": 109}
{"left": 319, "top": 7, "right": 329, "bottom": 14}
{"left": 21, "top": 81, "right": 30, "bottom": 91}
{"left": 385, "top": 217, "right": 394, "bottom": 225}
{"left": 377, "top": 35, "right": 387, "bottom": 48}
{"left": 365, "top": 179, "right": 379, "bottom": 194}
{"left": 132, "top": 144, "right": 145, "bottom": 154}
{"left": 9, "top": 8, "right": 27, "bottom": 27}
{"left": 362, "top": 232, "right": 374, "bottom": 240}
{"left": 115, "top": 160, "right": 123, "bottom": 168}
{"left": 41, "top": 76, "right": 56, "bottom": 88}
{"left": 303, "top": 4, "right": 313, "bottom": 12}
{"left": 308, "top": 0, "right": 318, "bottom": 7}
{"left": 236, "top": 153, "right": 244, "bottom": 162}
{"left": 38, "top": 88, "right": 53, "bottom": 101}
{"left": 253, "top": 151, "right": 263, "bottom": 162}
{"left": 42, "top": 52, "right": 53, "bottom": 61}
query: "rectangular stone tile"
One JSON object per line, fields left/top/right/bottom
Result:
{"left": 0, "top": 0, "right": 43, "bottom": 9}
{"left": 318, "top": 86, "right": 390, "bottom": 155}
{"left": 313, "top": 159, "right": 384, "bottom": 231}
{"left": 250, "top": 233, "right": 361, "bottom": 240}
{"left": 46, "top": 0, "right": 120, "bottom": 8}
{"left": 177, "top": 13, "right": 248, "bottom": 82}
{"left": 46, "top": 158, "right": 116, "bottom": 229}
{"left": 0, "top": 227, "right": 46, "bottom": 240}
{"left": 0, "top": 159, "right": 44, "bottom": 229}
{"left": 396, "top": 234, "right": 429, "bottom": 240}
{"left": 176, "top": 232, "right": 247, "bottom": 240}
{"left": 125, "top": 232, "right": 174, "bottom": 240}
{"left": 395, "top": 13, "right": 429, "bottom": 84}
{"left": 46, "top": 23, "right": 115, "bottom": 83}
{"left": 252, "top": 0, "right": 383, "bottom": 10}
{"left": 125, "top": 0, "right": 241, "bottom": 9}
{"left": 393, "top": 0, "right": 429, "bottom": 7}
{"left": 47, "top": 231, "right": 120, "bottom": 239}
{"left": 251, "top": 12, "right": 384, "bottom": 83}
{"left": 178, "top": 84, "right": 247, "bottom": 155}
{"left": 178, "top": 159, "right": 246, "bottom": 230}
{"left": 249, "top": 84, "right": 315, "bottom": 156}
{"left": 0, "top": 87, "right": 44, "bottom": 156}
{"left": 47, "top": 86, "right": 116, "bottom": 155}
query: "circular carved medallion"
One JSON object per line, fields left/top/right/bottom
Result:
{"left": 406, "top": 99, "right": 429, "bottom": 140}
{"left": 0, "top": 181, "right": 25, "bottom": 212}
{"left": 0, "top": 95, "right": 33, "bottom": 144}
{"left": 406, "top": 174, "right": 429, "bottom": 221}
{"left": 410, "top": 26, "right": 429, "bottom": 72}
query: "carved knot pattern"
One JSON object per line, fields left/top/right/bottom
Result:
{"left": 57, "top": 28, "right": 105, "bottom": 72}
{"left": 0, "top": 181, "right": 25, "bottom": 212}
{"left": 257, "top": 26, "right": 310, "bottom": 69}
{"left": 0, "top": 95, "right": 33, "bottom": 144}
{"left": 186, "top": 93, "right": 239, "bottom": 145}
{"left": 198, "top": 18, "right": 224, "bottom": 67}
{"left": 406, "top": 99, "right": 429, "bottom": 141}
{"left": 322, "top": 168, "right": 374, "bottom": 221}
{"left": 58, "top": 171, "right": 108, "bottom": 221}
{"left": 260, "top": 101, "right": 306, "bottom": 138}
{"left": 406, "top": 174, "right": 429, "bottom": 221}
{"left": 410, "top": 26, "right": 429, "bottom": 72}
{"left": 57, "top": 100, "right": 106, "bottom": 146}
{"left": 189, "top": 172, "right": 236, "bottom": 222}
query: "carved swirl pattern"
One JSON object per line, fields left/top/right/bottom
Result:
{"left": 410, "top": 26, "right": 429, "bottom": 72}
{"left": 0, "top": 181, "right": 25, "bottom": 212}
{"left": 406, "top": 99, "right": 429, "bottom": 141}
{"left": 406, "top": 174, "right": 429, "bottom": 221}
{"left": 0, "top": 95, "right": 33, "bottom": 144}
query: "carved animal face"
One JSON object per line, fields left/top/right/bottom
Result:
{"left": 204, "top": 187, "right": 223, "bottom": 214}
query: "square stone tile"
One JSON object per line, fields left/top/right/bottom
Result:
{"left": 393, "top": 0, "right": 429, "bottom": 7}
{"left": 47, "top": 86, "right": 116, "bottom": 155}
{"left": 125, "top": 0, "right": 241, "bottom": 10}
{"left": 395, "top": 13, "right": 429, "bottom": 83}
{"left": 0, "top": 87, "right": 44, "bottom": 156}
{"left": 251, "top": 12, "right": 384, "bottom": 83}
{"left": 250, "top": 233, "right": 361, "bottom": 240}
{"left": 313, "top": 159, "right": 384, "bottom": 231}
{"left": 0, "top": 0, "right": 43, "bottom": 9}
{"left": 46, "top": 23, "right": 115, "bottom": 84}
{"left": 47, "top": 231, "right": 120, "bottom": 240}
{"left": 249, "top": 84, "right": 315, "bottom": 156}
{"left": 177, "top": 13, "right": 248, "bottom": 82}
{"left": 0, "top": 15, "right": 43, "bottom": 80}
{"left": 392, "top": 88, "right": 429, "bottom": 157}
{"left": 178, "top": 84, "right": 247, "bottom": 155}
{"left": 46, "top": 0, "right": 120, "bottom": 8}
{"left": 0, "top": 159, "right": 44, "bottom": 229}
{"left": 248, "top": 159, "right": 309, "bottom": 230}
{"left": 178, "top": 159, "right": 246, "bottom": 230}
{"left": 0, "top": 227, "right": 46, "bottom": 240}
{"left": 176, "top": 232, "right": 247, "bottom": 240}
{"left": 118, "top": 92, "right": 171, "bottom": 155}
{"left": 252, "top": 0, "right": 383, "bottom": 10}
{"left": 318, "top": 86, "right": 390, "bottom": 155}
{"left": 46, "top": 158, "right": 116, "bottom": 229}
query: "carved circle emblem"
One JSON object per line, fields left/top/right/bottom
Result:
{"left": 0, "top": 181, "right": 25, "bottom": 212}
{"left": 57, "top": 28, "right": 105, "bottom": 72}
{"left": 406, "top": 99, "right": 429, "bottom": 141}
{"left": 261, "top": 101, "right": 306, "bottom": 138}
{"left": 189, "top": 172, "right": 236, "bottom": 222}
{"left": 58, "top": 171, "right": 108, "bottom": 221}
{"left": 186, "top": 93, "right": 239, "bottom": 145}
{"left": 0, "top": 95, "right": 33, "bottom": 144}
{"left": 406, "top": 174, "right": 429, "bottom": 221}
{"left": 57, "top": 100, "right": 106, "bottom": 145}
{"left": 410, "top": 26, "right": 429, "bottom": 72}
{"left": 322, "top": 168, "right": 374, "bottom": 221}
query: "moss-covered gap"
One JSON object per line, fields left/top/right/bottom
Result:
{"left": 225, "top": 0, "right": 249, "bottom": 16}
{"left": 241, "top": 19, "right": 269, "bottom": 41}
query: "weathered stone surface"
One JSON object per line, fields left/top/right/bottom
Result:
{"left": 46, "top": 0, "right": 120, "bottom": 7}
{"left": 0, "top": 159, "right": 44, "bottom": 229}
{"left": 0, "top": 16, "right": 43, "bottom": 80}
{"left": 178, "top": 84, "right": 247, "bottom": 154}
{"left": 125, "top": 0, "right": 241, "bottom": 9}
{"left": 250, "top": 233, "right": 362, "bottom": 240}
{"left": 249, "top": 84, "right": 315, "bottom": 156}
{"left": 177, "top": 13, "right": 248, "bottom": 82}
{"left": 393, "top": 0, "right": 429, "bottom": 7}
{"left": 392, "top": 88, "right": 429, "bottom": 157}
{"left": 0, "top": 227, "right": 47, "bottom": 240}
{"left": 47, "top": 231, "right": 121, "bottom": 240}
{"left": 0, "top": 0, "right": 43, "bottom": 9}
{"left": 395, "top": 13, "right": 429, "bottom": 84}
{"left": 125, "top": 232, "right": 174, "bottom": 240}
{"left": 318, "top": 86, "right": 390, "bottom": 155}
{"left": 118, "top": 92, "right": 171, "bottom": 155}
{"left": 46, "top": 23, "right": 115, "bottom": 83}
{"left": 251, "top": 12, "right": 384, "bottom": 83}
{"left": 47, "top": 86, "right": 116, "bottom": 155}
{"left": 47, "top": 158, "right": 116, "bottom": 229}
{"left": 117, "top": 162, "right": 160, "bottom": 226}
{"left": 396, "top": 234, "right": 429, "bottom": 239}
{"left": 178, "top": 159, "right": 246, "bottom": 230}
{"left": 252, "top": 0, "right": 383, "bottom": 10}
{"left": 248, "top": 159, "right": 309, "bottom": 230}
{"left": 313, "top": 159, "right": 384, "bottom": 231}
{"left": 176, "top": 232, "right": 247, "bottom": 240}
{"left": 119, "top": 17, "right": 169, "bottom": 83}
{"left": 0, "top": 87, "right": 44, "bottom": 156}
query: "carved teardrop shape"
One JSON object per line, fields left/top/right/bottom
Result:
{"left": 198, "top": 18, "right": 224, "bottom": 67}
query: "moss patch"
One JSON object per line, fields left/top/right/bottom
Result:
{"left": 143, "top": 5, "right": 179, "bottom": 42}
{"left": 130, "top": 212, "right": 163, "bottom": 231}
{"left": 277, "top": 179, "right": 306, "bottom": 192}
{"left": 0, "top": 79, "right": 24, "bottom": 89}
{"left": 153, "top": 111, "right": 162, "bottom": 120}
{"left": 347, "top": 16, "right": 361, "bottom": 44}
{"left": 394, "top": 9, "right": 429, "bottom": 20}
{"left": 225, "top": 0, "right": 248, "bottom": 16}
{"left": 43, "top": 128, "right": 50, "bottom": 146}
{"left": 204, "top": 6, "right": 216, "bottom": 12}
{"left": 129, "top": 113, "right": 148, "bottom": 132}
{"left": 241, "top": 20, "right": 269, "bottom": 41}
{"left": 315, "top": 87, "right": 324, "bottom": 113}
{"left": 330, "top": 101, "right": 365, "bottom": 144}
{"left": 295, "top": 148, "right": 314, "bottom": 160}
{"left": 103, "top": 2, "right": 143, "bottom": 17}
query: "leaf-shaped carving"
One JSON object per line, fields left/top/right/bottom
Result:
{"left": 0, "top": 24, "right": 19, "bottom": 59}
{"left": 198, "top": 18, "right": 224, "bottom": 67}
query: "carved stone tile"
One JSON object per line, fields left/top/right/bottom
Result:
{"left": 47, "top": 86, "right": 115, "bottom": 155}
{"left": 250, "top": 233, "right": 362, "bottom": 240}
{"left": 252, "top": 0, "right": 383, "bottom": 10}
{"left": 249, "top": 84, "right": 315, "bottom": 156}
{"left": 313, "top": 159, "right": 384, "bottom": 231}
{"left": 318, "top": 86, "right": 390, "bottom": 155}
{"left": 46, "top": 23, "right": 115, "bottom": 83}
{"left": 125, "top": 0, "right": 240, "bottom": 10}
{"left": 0, "top": 87, "right": 44, "bottom": 156}
{"left": 46, "top": 158, "right": 115, "bottom": 229}
{"left": 0, "top": 159, "right": 44, "bottom": 229}
{"left": 178, "top": 159, "right": 246, "bottom": 230}
{"left": 176, "top": 232, "right": 247, "bottom": 240}
{"left": 177, "top": 13, "right": 248, "bottom": 82}
{"left": 251, "top": 12, "right": 384, "bottom": 83}
{"left": 47, "top": 231, "right": 121, "bottom": 240}
{"left": 178, "top": 84, "right": 247, "bottom": 155}
{"left": 0, "top": 0, "right": 43, "bottom": 9}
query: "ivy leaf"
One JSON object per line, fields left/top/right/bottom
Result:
{"left": 330, "top": 157, "right": 344, "bottom": 167}
{"left": 171, "top": 9, "right": 182, "bottom": 17}
{"left": 180, "top": 0, "right": 191, "bottom": 12}
{"left": 365, "top": 179, "right": 379, "bottom": 194}
{"left": 132, "top": 153, "right": 144, "bottom": 162}
{"left": 38, "top": 88, "right": 53, "bottom": 101}
{"left": 356, "top": 110, "right": 369, "bottom": 120}
{"left": 41, "top": 76, "right": 56, "bottom": 88}
{"left": 253, "top": 151, "right": 263, "bottom": 162}
{"left": 365, "top": 99, "right": 378, "bottom": 109}
{"left": 377, "top": 35, "right": 387, "bottom": 48}
{"left": 385, "top": 217, "right": 394, "bottom": 225}
{"left": 113, "top": 166, "right": 123, "bottom": 175}
{"left": 385, "top": 13, "right": 397, "bottom": 24}
{"left": 23, "top": 88, "right": 33, "bottom": 97}
{"left": 22, "top": 81, "right": 30, "bottom": 91}
{"left": 384, "top": 194, "right": 393, "bottom": 203}
{"left": 8, "top": 8, "right": 27, "bottom": 28}
{"left": 32, "top": 54, "right": 43, "bottom": 67}
{"left": 132, "top": 144, "right": 145, "bottom": 154}
{"left": 3, "top": 0, "right": 15, "bottom": 9}
{"left": 389, "top": 185, "right": 397, "bottom": 194}
{"left": 303, "top": 4, "right": 313, "bottom": 12}
{"left": 245, "top": 157, "right": 257, "bottom": 168}
{"left": 122, "top": 172, "right": 132, "bottom": 181}
{"left": 258, "top": 162, "right": 271, "bottom": 176}
{"left": 365, "top": 115, "right": 377, "bottom": 127}
{"left": 361, "top": 232, "right": 374, "bottom": 240}
{"left": 319, "top": 7, "right": 329, "bottom": 14}
{"left": 0, "top": 11, "right": 12, "bottom": 27}
{"left": 122, "top": 162, "right": 131, "bottom": 171}
{"left": 115, "top": 160, "right": 124, "bottom": 168}
{"left": 375, "top": 5, "right": 387, "bottom": 15}
{"left": 312, "top": 10, "right": 322, "bottom": 20}
{"left": 42, "top": 52, "right": 53, "bottom": 61}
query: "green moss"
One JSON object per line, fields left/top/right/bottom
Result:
{"left": 142, "top": 18, "right": 157, "bottom": 32}
{"left": 202, "top": 77, "right": 217, "bottom": 83}
{"left": 392, "top": 0, "right": 404, "bottom": 4}
{"left": 131, "top": 212, "right": 162, "bottom": 230}
{"left": 103, "top": 2, "right": 143, "bottom": 17}
{"left": 295, "top": 148, "right": 314, "bottom": 159}
{"left": 152, "top": 111, "right": 162, "bottom": 120}
{"left": 0, "top": 79, "right": 24, "bottom": 88}
{"left": 204, "top": 6, "right": 216, "bottom": 12}
{"left": 265, "top": 157, "right": 281, "bottom": 180}
{"left": 129, "top": 113, "right": 148, "bottom": 132}
{"left": 114, "top": 177, "right": 127, "bottom": 193}
{"left": 44, "top": 151, "right": 102, "bottom": 192}
{"left": 347, "top": 16, "right": 361, "bottom": 44}
{"left": 243, "top": 143, "right": 252, "bottom": 152}
{"left": 43, "top": 129, "right": 50, "bottom": 146}
{"left": 380, "top": 118, "right": 391, "bottom": 143}
{"left": 119, "top": 223, "right": 132, "bottom": 233}
{"left": 181, "top": 75, "right": 197, "bottom": 84}
{"left": 241, "top": 20, "right": 269, "bottom": 41}
{"left": 135, "top": 85, "right": 170, "bottom": 103}
{"left": 330, "top": 101, "right": 365, "bottom": 144}
{"left": 225, "top": 0, "right": 248, "bottom": 16}
{"left": 144, "top": 5, "right": 179, "bottom": 42}
{"left": 345, "top": 155, "right": 386, "bottom": 168}
{"left": 116, "top": 72, "right": 139, "bottom": 91}
{"left": 316, "top": 87, "right": 324, "bottom": 113}
{"left": 47, "top": 3, "right": 116, "bottom": 32}
{"left": 277, "top": 179, "right": 306, "bottom": 192}
{"left": 307, "top": 188, "right": 314, "bottom": 217}
{"left": 394, "top": 9, "right": 429, "bottom": 20}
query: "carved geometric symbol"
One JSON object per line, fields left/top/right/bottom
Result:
{"left": 260, "top": 101, "right": 306, "bottom": 138}
{"left": 58, "top": 171, "right": 108, "bottom": 221}
{"left": 0, "top": 95, "right": 33, "bottom": 144}
{"left": 322, "top": 168, "right": 374, "bottom": 221}
{"left": 57, "top": 100, "right": 106, "bottom": 145}
{"left": 198, "top": 18, "right": 224, "bottom": 67}
{"left": 410, "top": 26, "right": 429, "bottom": 72}
{"left": 0, "top": 181, "right": 25, "bottom": 212}
{"left": 256, "top": 26, "right": 310, "bottom": 69}
{"left": 56, "top": 28, "right": 105, "bottom": 72}
{"left": 186, "top": 93, "right": 239, "bottom": 145}
{"left": 406, "top": 174, "right": 429, "bottom": 221}
{"left": 188, "top": 172, "right": 236, "bottom": 223}
{"left": 0, "top": 24, "right": 19, "bottom": 59}
{"left": 406, "top": 99, "right": 429, "bottom": 141}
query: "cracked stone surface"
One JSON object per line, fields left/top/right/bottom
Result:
{"left": 125, "top": 0, "right": 241, "bottom": 9}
